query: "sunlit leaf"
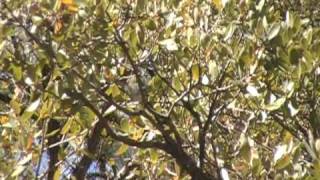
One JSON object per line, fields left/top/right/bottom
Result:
{"left": 11, "top": 165, "right": 26, "bottom": 177}
{"left": 159, "top": 39, "right": 178, "bottom": 51}
{"left": 103, "top": 105, "right": 116, "bottom": 116}
{"left": 315, "top": 139, "right": 320, "bottom": 155}
{"left": 17, "top": 153, "right": 32, "bottom": 165}
{"left": 212, "top": 0, "right": 223, "bottom": 11}
{"left": 286, "top": 11, "right": 294, "bottom": 28}
{"left": 267, "top": 23, "right": 281, "bottom": 40}
{"left": 246, "top": 85, "right": 260, "bottom": 97}
{"left": 0, "top": 115, "right": 9, "bottom": 124}
{"left": 106, "top": 83, "right": 121, "bottom": 98}
{"left": 60, "top": 0, "right": 78, "bottom": 12}
{"left": 220, "top": 168, "right": 230, "bottom": 180}
{"left": 224, "top": 23, "right": 236, "bottom": 41}
{"left": 273, "top": 144, "right": 287, "bottom": 163}
{"left": 61, "top": 118, "right": 73, "bottom": 134}
{"left": 25, "top": 98, "right": 41, "bottom": 112}
{"left": 256, "top": 0, "right": 265, "bottom": 12}
{"left": 21, "top": 98, "right": 41, "bottom": 122}
{"left": 264, "top": 97, "right": 286, "bottom": 111}
{"left": 288, "top": 102, "right": 299, "bottom": 117}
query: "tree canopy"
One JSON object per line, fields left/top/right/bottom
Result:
{"left": 1, "top": 0, "right": 320, "bottom": 179}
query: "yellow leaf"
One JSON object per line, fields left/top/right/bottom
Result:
{"left": 106, "top": 83, "right": 121, "bottom": 98}
{"left": 56, "top": 0, "right": 78, "bottom": 12}
{"left": 61, "top": 0, "right": 74, "bottom": 5}
{"left": 66, "top": 5, "right": 78, "bottom": 12}
{"left": 54, "top": 18, "right": 63, "bottom": 34}
{"left": 53, "top": 167, "right": 61, "bottom": 180}
{"left": 191, "top": 64, "right": 200, "bottom": 82}
{"left": 0, "top": 115, "right": 9, "bottom": 124}
{"left": 212, "top": 0, "right": 223, "bottom": 11}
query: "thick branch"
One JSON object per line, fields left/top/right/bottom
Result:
{"left": 70, "top": 90, "right": 167, "bottom": 150}
{"left": 71, "top": 90, "right": 215, "bottom": 179}
{"left": 72, "top": 120, "right": 103, "bottom": 179}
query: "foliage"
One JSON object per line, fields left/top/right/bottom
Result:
{"left": 1, "top": 0, "right": 320, "bottom": 179}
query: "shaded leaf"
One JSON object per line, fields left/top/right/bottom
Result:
{"left": 116, "top": 144, "right": 128, "bottom": 156}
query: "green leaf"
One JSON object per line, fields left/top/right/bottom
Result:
{"left": 115, "top": 144, "right": 128, "bottom": 156}
{"left": 191, "top": 64, "right": 200, "bottom": 82}
{"left": 31, "top": 16, "right": 43, "bottom": 25}
{"left": 274, "top": 154, "right": 291, "bottom": 170}
{"left": 144, "top": 19, "right": 157, "bottom": 30}
{"left": 79, "top": 106, "right": 96, "bottom": 128}
{"left": 61, "top": 118, "right": 73, "bottom": 134}
{"left": 150, "top": 149, "right": 159, "bottom": 163}
{"left": 136, "top": 0, "right": 146, "bottom": 14}
{"left": 286, "top": 11, "right": 294, "bottom": 28}
{"left": 56, "top": 50, "right": 71, "bottom": 69}
{"left": 264, "top": 97, "right": 286, "bottom": 111}
{"left": 208, "top": 61, "right": 218, "bottom": 81}
{"left": 39, "top": 98, "right": 53, "bottom": 119}
{"left": 21, "top": 98, "right": 41, "bottom": 122}
{"left": 10, "top": 64, "right": 22, "bottom": 81}
{"left": 120, "top": 119, "right": 130, "bottom": 133}
{"left": 106, "top": 83, "right": 121, "bottom": 98}
{"left": 267, "top": 23, "right": 281, "bottom": 40}
{"left": 224, "top": 23, "right": 236, "bottom": 41}
{"left": 239, "top": 134, "right": 252, "bottom": 163}
{"left": 103, "top": 105, "right": 116, "bottom": 116}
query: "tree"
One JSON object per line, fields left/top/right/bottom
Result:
{"left": 1, "top": 0, "right": 320, "bottom": 179}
